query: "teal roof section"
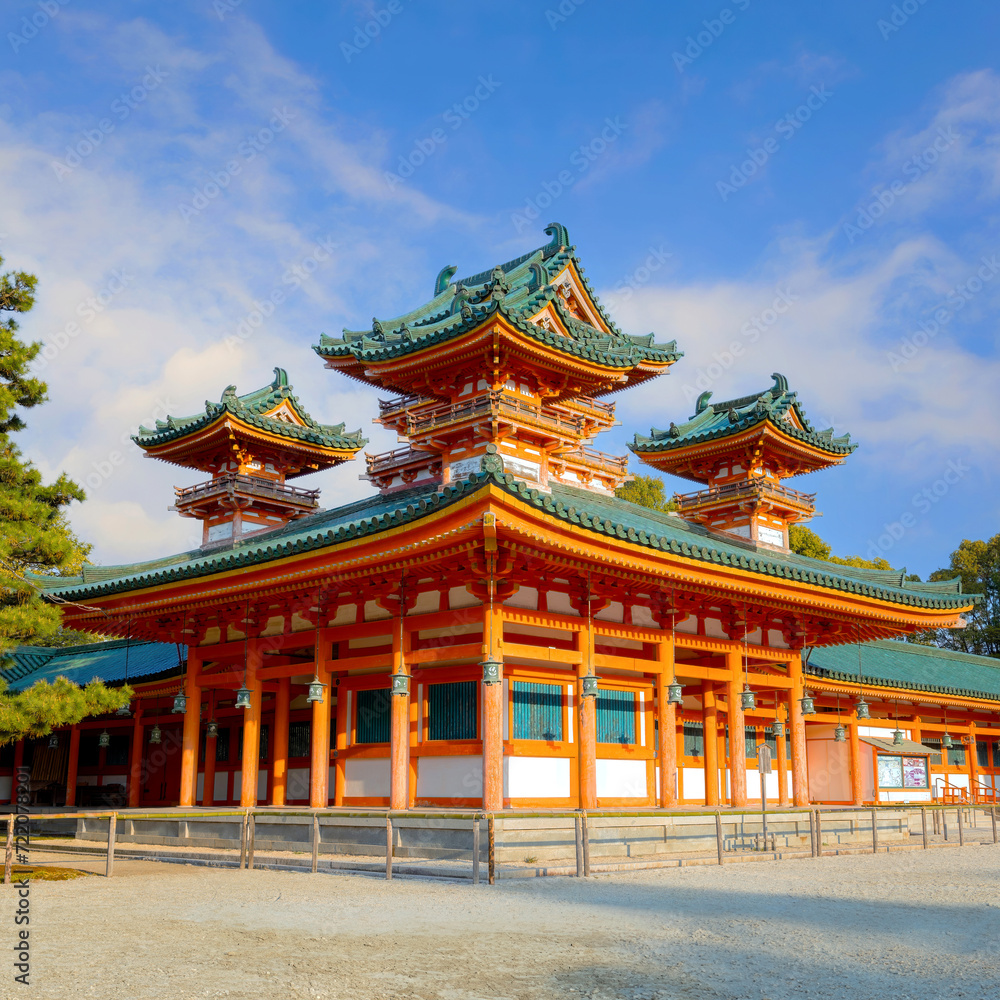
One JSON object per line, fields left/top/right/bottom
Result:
{"left": 314, "top": 223, "right": 681, "bottom": 376}
{"left": 630, "top": 372, "right": 856, "bottom": 459}
{"left": 807, "top": 639, "right": 1000, "bottom": 702}
{"left": 2, "top": 638, "right": 184, "bottom": 692}
{"left": 132, "top": 367, "right": 366, "bottom": 453}
{"left": 37, "top": 470, "right": 970, "bottom": 614}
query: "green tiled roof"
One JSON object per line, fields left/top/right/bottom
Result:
{"left": 314, "top": 224, "right": 681, "bottom": 377}
{"left": 132, "top": 367, "right": 366, "bottom": 453}
{"left": 2, "top": 638, "right": 184, "bottom": 692}
{"left": 807, "top": 639, "right": 1000, "bottom": 702}
{"left": 630, "top": 372, "right": 856, "bottom": 459}
{"left": 37, "top": 470, "right": 970, "bottom": 614}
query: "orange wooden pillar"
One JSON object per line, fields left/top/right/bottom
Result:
{"left": 702, "top": 681, "right": 720, "bottom": 806}
{"left": 127, "top": 709, "right": 143, "bottom": 807}
{"left": 309, "top": 663, "right": 331, "bottom": 808}
{"left": 726, "top": 654, "right": 747, "bottom": 808}
{"left": 271, "top": 677, "right": 290, "bottom": 807}
{"left": 480, "top": 601, "right": 505, "bottom": 812}
{"left": 789, "top": 655, "right": 810, "bottom": 807}
{"left": 574, "top": 626, "right": 598, "bottom": 811}
{"left": 240, "top": 641, "right": 264, "bottom": 809}
{"left": 389, "top": 623, "right": 411, "bottom": 811}
{"left": 968, "top": 721, "right": 979, "bottom": 795}
{"left": 333, "top": 678, "right": 347, "bottom": 806}
{"left": 776, "top": 705, "right": 790, "bottom": 806}
{"left": 179, "top": 650, "right": 202, "bottom": 807}
{"left": 64, "top": 725, "right": 81, "bottom": 807}
{"left": 202, "top": 722, "right": 217, "bottom": 808}
{"left": 656, "top": 636, "right": 677, "bottom": 807}
{"left": 848, "top": 714, "right": 864, "bottom": 805}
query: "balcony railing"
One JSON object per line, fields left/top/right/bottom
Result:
{"left": 377, "top": 392, "right": 427, "bottom": 417}
{"left": 405, "top": 391, "right": 587, "bottom": 438}
{"left": 673, "top": 477, "right": 816, "bottom": 512}
{"left": 365, "top": 446, "right": 431, "bottom": 475}
{"left": 560, "top": 445, "right": 629, "bottom": 475}
{"left": 174, "top": 474, "right": 320, "bottom": 509}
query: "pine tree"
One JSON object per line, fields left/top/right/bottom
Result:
{"left": 615, "top": 474, "right": 677, "bottom": 511}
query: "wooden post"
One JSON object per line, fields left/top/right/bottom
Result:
{"left": 309, "top": 664, "right": 331, "bottom": 809}
{"left": 241, "top": 642, "right": 263, "bottom": 809}
{"left": 815, "top": 808, "right": 823, "bottom": 857}
{"left": 385, "top": 814, "right": 393, "bottom": 880}
{"left": 808, "top": 809, "right": 817, "bottom": 857}
{"left": 715, "top": 810, "right": 724, "bottom": 865}
{"left": 776, "top": 701, "right": 790, "bottom": 807}
{"left": 247, "top": 812, "right": 256, "bottom": 870}
{"left": 482, "top": 605, "right": 505, "bottom": 813}
{"left": 849, "top": 717, "right": 864, "bottom": 806}
{"left": 991, "top": 806, "right": 998, "bottom": 844}
{"left": 239, "top": 810, "right": 248, "bottom": 869}
{"left": 487, "top": 814, "right": 496, "bottom": 885}
{"left": 64, "top": 725, "right": 81, "bottom": 808}
{"left": 334, "top": 673, "right": 348, "bottom": 807}
{"left": 957, "top": 806, "right": 964, "bottom": 846}
{"left": 271, "top": 677, "right": 290, "bottom": 807}
{"left": 3, "top": 818, "right": 13, "bottom": 884}
{"left": 472, "top": 815, "right": 480, "bottom": 885}
{"left": 179, "top": 651, "right": 201, "bottom": 807}
{"left": 656, "top": 637, "right": 677, "bottom": 807}
{"left": 921, "top": 807, "right": 928, "bottom": 849}
{"left": 311, "top": 814, "right": 319, "bottom": 873}
{"left": 871, "top": 808, "right": 879, "bottom": 853}
{"left": 789, "top": 655, "right": 810, "bottom": 807}
{"left": 574, "top": 812, "right": 584, "bottom": 877}
{"left": 702, "top": 681, "right": 720, "bottom": 807}
{"left": 943, "top": 809, "right": 949, "bottom": 841}
{"left": 106, "top": 812, "right": 117, "bottom": 877}
{"left": 726, "top": 656, "right": 747, "bottom": 809}
{"left": 127, "top": 709, "right": 143, "bottom": 808}
{"left": 202, "top": 724, "right": 217, "bottom": 808}
{"left": 581, "top": 810, "right": 591, "bottom": 876}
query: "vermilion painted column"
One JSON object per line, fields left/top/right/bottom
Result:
{"left": 789, "top": 655, "right": 810, "bottom": 807}
{"left": 271, "top": 677, "right": 290, "bottom": 807}
{"left": 389, "top": 624, "right": 411, "bottom": 810}
{"left": 968, "top": 721, "right": 979, "bottom": 797}
{"left": 308, "top": 665, "right": 331, "bottom": 808}
{"left": 702, "top": 681, "right": 720, "bottom": 806}
{"left": 656, "top": 637, "right": 677, "bottom": 807}
{"left": 202, "top": 722, "right": 217, "bottom": 808}
{"left": 178, "top": 652, "right": 202, "bottom": 807}
{"left": 64, "top": 726, "right": 81, "bottom": 807}
{"left": 333, "top": 678, "right": 347, "bottom": 806}
{"left": 776, "top": 699, "right": 790, "bottom": 807}
{"left": 726, "top": 654, "right": 747, "bottom": 808}
{"left": 127, "top": 709, "right": 143, "bottom": 807}
{"left": 481, "top": 603, "right": 505, "bottom": 812}
{"left": 575, "top": 627, "right": 598, "bottom": 811}
{"left": 848, "top": 715, "right": 864, "bottom": 805}
{"left": 241, "top": 642, "right": 263, "bottom": 809}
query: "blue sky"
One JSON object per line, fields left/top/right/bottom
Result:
{"left": 2, "top": 0, "right": 998, "bottom": 577}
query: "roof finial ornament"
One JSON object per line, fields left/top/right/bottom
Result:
{"left": 271, "top": 367, "right": 289, "bottom": 389}
{"left": 371, "top": 317, "right": 385, "bottom": 341}
{"left": 434, "top": 265, "right": 457, "bottom": 296}
{"left": 222, "top": 384, "right": 238, "bottom": 402}
{"left": 489, "top": 265, "right": 510, "bottom": 299}
{"left": 397, "top": 322, "right": 412, "bottom": 342}
{"left": 727, "top": 407, "right": 740, "bottom": 424}
{"left": 696, "top": 391, "right": 713, "bottom": 414}
{"left": 771, "top": 372, "right": 789, "bottom": 394}
{"left": 543, "top": 222, "right": 569, "bottom": 252}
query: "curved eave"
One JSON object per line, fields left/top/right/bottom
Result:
{"left": 806, "top": 671, "right": 1000, "bottom": 706}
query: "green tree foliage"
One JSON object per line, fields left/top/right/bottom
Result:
{"left": 0, "top": 676, "right": 132, "bottom": 746}
{"left": 615, "top": 474, "right": 677, "bottom": 511}
{"left": 0, "top": 252, "right": 94, "bottom": 650}
{"left": 788, "top": 525, "right": 892, "bottom": 570}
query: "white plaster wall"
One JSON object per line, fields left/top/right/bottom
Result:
{"left": 880, "top": 788, "right": 932, "bottom": 803}
{"left": 287, "top": 767, "right": 310, "bottom": 800}
{"left": 546, "top": 591, "right": 579, "bottom": 616}
{"left": 505, "top": 587, "right": 538, "bottom": 610}
{"left": 196, "top": 774, "right": 203, "bottom": 801}
{"left": 214, "top": 772, "right": 228, "bottom": 802}
{"left": 682, "top": 766, "right": 705, "bottom": 800}
{"left": 417, "top": 755, "right": 482, "bottom": 798}
{"left": 594, "top": 601, "right": 624, "bottom": 623}
{"left": 596, "top": 758, "right": 647, "bottom": 798}
{"left": 449, "top": 586, "right": 480, "bottom": 609}
{"left": 345, "top": 758, "right": 391, "bottom": 798}
{"left": 103, "top": 773, "right": 126, "bottom": 786}
{"left": 506, "top": 756, "right": 570, "bottom": 799}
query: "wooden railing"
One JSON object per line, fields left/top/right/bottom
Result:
{"left": 365, "top": 446, "right": 428, "bottom": 475}
{"left": 673, "top": 477, "right": 817, "bottom": 511}
{"left": 561, "top": 445, "right": 629, "bottom": 475}
{"left": 174, "top": 474, "right": 319, "bottom": 509}
{"left": 406, "top": 392, "right": 587, "bottom": 438}
{"left": 933, "top": 776, "right": 969, "bottom": 804}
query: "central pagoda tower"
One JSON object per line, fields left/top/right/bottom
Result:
{"left": 314, "top": 224, "right": 681, "bottom": 495}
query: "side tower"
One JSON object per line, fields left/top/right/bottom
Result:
{"left": 629, "top": 373, "right": 855, "bottom": 551}
{"left": 313, "top": 223, "right": 681, "bottom": 495}
{"left": 133, "top": 368, "right": 366, "bottom": 545}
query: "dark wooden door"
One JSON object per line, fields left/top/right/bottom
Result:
{"left": 141, "top": 725, "right": 183, "bottom": 805}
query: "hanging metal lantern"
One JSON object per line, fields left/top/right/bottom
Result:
{"left": 581, "top": 674, "right": 599, "bottom": 698}
{"left": 942, "top": 731, "right": 953, "bottom": 749}
{"left": 172, "top": 689, "right": 187, "bottom": 714}
{"left": 892, "top": 728, "right": 904, "bottom": 746}
{"left": 855, "top": 696, "right": 870, "bottom": 720}
{"left": 834, "top": 724, "right": 847, "bottom": 743}
{"left": 799, "top": 694, "right": 815, "bottom": 716}
{"left": 390, "top": 672, "right": 410, "bottom": 696}
{"left": 48, "top": 732, "right": 59, "bottom": 749}
{"left": 771, "top": 720, "right": 785, "bottom": 739}
{"left": 98, "top": 729, "right": 111, "bottom": 749}
{"left": 116, "top": 701, "right": 131, "bottom": 718}
{"left": 234, "top": 686, "right": 252, "bottom": 709}
{"left": 206, "top": 720, "right": 219, "bottom": 739}
{"left": 149, "top": 724, "right": 162, "bottom": 745}
{"left": 667, "top": 681, "right": 683, "bottom": 706}
{"left": 740, "top": 686, "right": 756, "bottom": 712}
{"left": 306, "top": 677, "right": 325, "bottom": 703}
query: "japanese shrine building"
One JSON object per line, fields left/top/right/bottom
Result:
{"left": 8, "top": 223, "right": 997, "bottom": 813}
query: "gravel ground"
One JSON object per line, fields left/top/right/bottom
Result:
{"left": 2, "top": 844, "right": 998, "bottom": 1000}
